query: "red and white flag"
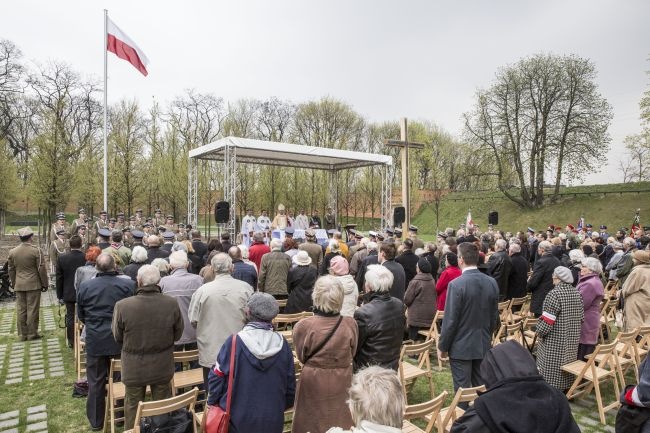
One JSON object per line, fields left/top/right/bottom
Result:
{"left": 466, "top": 210, "right": 474, "bottom": 229}
{"left": 106, "top": 17, "right": 149, "bottom": 76}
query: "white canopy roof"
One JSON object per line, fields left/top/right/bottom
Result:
{"left": 189, "top": 136, "right": 392, "bottom": 170}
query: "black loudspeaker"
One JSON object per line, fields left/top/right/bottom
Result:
{"left": 215, "top": 201, "right": 230, "bottom": 223}
{"left": 488, "top": 211, "right": 499, "bottom": 225}
{"left": 393, "top": 206, "right": 406, "bottom": 227}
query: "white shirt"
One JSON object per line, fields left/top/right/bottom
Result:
{"left": 256, "top": 215, "right": 271, "bottom": 232}
{"left": 294, "top": 214, "right": 310, "bottom": 230}
{"left": 242, "top": 215, "right": 257, "bottom": 234}
{"left": 461, "top": 265, "right": 478, "bottom": 274}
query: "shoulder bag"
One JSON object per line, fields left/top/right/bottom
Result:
{"left": 204, "top": 335, "right": 237, "bottom": 433}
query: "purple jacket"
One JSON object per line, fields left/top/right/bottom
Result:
{"left": 576, "top": 273, "right": 604, "bottom": 345}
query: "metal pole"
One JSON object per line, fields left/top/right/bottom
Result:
{"left": 103, "top": 9, "right": 108, "bottom": 212}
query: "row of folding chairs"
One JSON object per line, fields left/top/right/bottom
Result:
{"left": 123, "top": 388, "right": 200, "bottom": 433}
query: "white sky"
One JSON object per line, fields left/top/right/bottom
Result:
{"left": 2, "top": 0, "right": 649, "bottom": 184}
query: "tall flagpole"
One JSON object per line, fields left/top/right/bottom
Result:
{"left": 103, "top": 9, "right": 108, "bottom": 212}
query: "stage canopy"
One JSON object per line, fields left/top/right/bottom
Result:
{"left": 188, "top": 136, "right": 393, "bottom": 235}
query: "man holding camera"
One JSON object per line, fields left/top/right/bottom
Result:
{"left": 7, "top": 227, "right": 49, "bottom": 341}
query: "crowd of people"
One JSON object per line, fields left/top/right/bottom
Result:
{"left": 5, "top": 208, "right": 650, "bottom": 432}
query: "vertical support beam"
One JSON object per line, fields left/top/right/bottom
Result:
{"left": 400, "top": 117, "right": 410, "bottom": 231}
{"left": 187, "top": 157, "right": 198, "bottom": 227}
{"left": 328, "top": 169, "right": 337, "bottom": 229}
{"left": 381, "top": 163, "right": 392, "bottom": 230}
{"left": 223, "top": 144, "right": 237, "bottom": 239}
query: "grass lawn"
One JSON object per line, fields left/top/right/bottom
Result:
{"left": 0, "top": 297, "right": 627, "bottom": 433}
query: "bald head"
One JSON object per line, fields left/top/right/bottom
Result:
{"left": 96, "top": 253, "right": 115, "bottom": 273}
{"left": 228, "top": 246, "right": 242, "bottom": 260}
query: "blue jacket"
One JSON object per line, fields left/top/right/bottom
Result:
{"left": 439, "top": 269, "right": 499, "bottom": 360}
{"left": 232, "top": 260, "right": 257, "bottom": 289}
{"left": 207, "top": 329, "right": 296, "bottom": 433}
{"left": 77, "top": 272, "right": 134, "bottom": 356}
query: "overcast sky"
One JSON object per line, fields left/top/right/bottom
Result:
{"left": 2, "top": 0, "right": 649, "bottom": 184}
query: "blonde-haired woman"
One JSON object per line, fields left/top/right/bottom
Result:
{"left": 292, "top": 275, "right": 359, "bottom": 433}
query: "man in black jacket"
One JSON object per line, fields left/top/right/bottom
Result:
{"left": 507, "top": 243, "right": 529, "bottom": 299}
{"left": 146, "top": 235, "right": 170, "bottom": 264}
{"left": 353, "top": 264, "right": 406, "bottom": 372}
{"left": 439, "top": 242, "right": 499, "bottom": 397}
{"left": 486, "top": 239, "right": 512, "bottom": 300}
{"left": 526, "top": 240, "right": 560, "bottom": 317}
{"left": 395, "top": 238, "right": 419, "bottom": 288}
{"left": 190, "top": 230, "right": 207, "bottom": 266}
{"left": 355, "top": 242, "right": 379, "bottom": 292}
{"left": 77, "top": 254, "right": 134, "bottom": 430}
{"left": 56, "top": 235, "right": 86, "bottom": 348}
{"left": 379, "top": 242, "right": 406, "bottom": 301}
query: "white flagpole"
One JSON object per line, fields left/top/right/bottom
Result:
{"left": 103, "top": 9, "right": 108, "bottom": 212}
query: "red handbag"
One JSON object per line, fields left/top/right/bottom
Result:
{"left": 204, "top": 335, "right": 237, "bottom": 433}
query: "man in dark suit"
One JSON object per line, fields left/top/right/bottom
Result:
{"left": 56, "top": 235, "right": 87, "bottom": 348}
{"left": 356, "top": 242, "right": 379, "bottom": 292}
{"left": 379, "top": 242, "right": 406, "bottom": 301}
{"left": 395, "top": 238, "right": 419, "bottom": 288}
{"left": 190, "top": 230, "right": 207, "bottom": 266}
{"left": 507, "top": 243, "right": 529, "bottom": 299}
{"left": 146, "top": 236, "right": 170, "bottom": 264}
{"left": 438, "top": 242, "right": 499, "bottom": 397}
{"left": 486, "top": 239, "right": 512, "bottom": 300}
{"left": 527, "top": 240, "right": 560, "bottom": 317}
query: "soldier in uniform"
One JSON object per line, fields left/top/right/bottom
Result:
{"left": 7, "top": 227, "right": 49, "bottom": 341}
{"left": 143, "top": 223, "right": 154, "bottom": 237}
{"left": 107, "top": 218, "right": 117, "bottom": 232}
{"left": 97, "top": 228, "right": 112, "bottom": 250}
{"left": 114, "top": 212, "right": 126, "bottom": 232}
{"left": 70, "top": 208, "right": 88, "bottom": 236}
{"left": 271, "top": 204, "right": 288, "bottom": 230}
{"left": 161, "top": 232, "right": 175, "bottom": 252}
{"left": 163, "top": 215, "right": 176, "bottom": 233}
{"left": 126, "top": 216, "right": 138, "bottom": 232}
{"left": 131, "top": 230, "right": 145, "bottom": 248}
{"left": 50, "top": 213, "right": 69, "bottom": 242}
{"left": 134, "top": 209, "right": 145, "bottom": 229}
{"left": 176, "top": 223, "right": 188, "bottom": 241}
{"left": 409, "top": 225, "right": 424, "bottom": 250}
{"left": 324, "top": 207, "right": 336, "bottom": 230}
{"left": 122, "top": 227, "right": 134, "bottom": 249}
{"left": 241, "top": 209, "right": 257, "bottom": 239}
{"left": 152, "top": 209, "right": 165, "bottom": 228}
{"left": 77, "top": 224, "right": 89, "bottom": 251}
{"left": 394, "top": 228, "right": 404, "bottom": 248}
{"left": 49, "top": 229, "right": 69, "bottom": 281}
{"left": 94, "top": 211, "right": 109, "bottom": 240}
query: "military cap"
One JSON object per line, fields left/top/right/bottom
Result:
{"left": 100, "top": 210, "right": 108, "bottom": 216}
{"left": 567, "top": 224, "right": 575, "bottom": 230}
{"left": 56, "top": 229, "right": 66, "bottom": 235}
{"left": 408, "top": 225, "right": 418, "bottom": 232}
{"left": 136, "top": 209, "right": 143, "bottom": 213}
{"left": 186, "top": 225, "right": 193, "bottom": 230}
{"left": 600, "top": 225, "right": 607, "bottom": 230}
{"left": 56, "top": 213, "right": 65, "bottom": 220}
{"left": 285, "top": 227, "right": 295, "bottom": 235}
{"left": 78, "top": 208, "right": 86, "bottom": 214}
{"left": 122, "top": 227, "right": 131, "bottom": 233}
{"left": 354, "top": 232, "right": 363, "bottom": 239}
{"left": 327, "top": 229, "right": 336, "bottom": 235}
{"left": 78, "top": 224, "right": 87, "bottom": 230}
{"left": 437, "top": 231, "right": 448, "bottom": 239}
{"left": 158, "top": 226, "right": 167, "bottom": 233}
{"left": 162, "top": 231, "right": 175, "bottom": 240}
{"left": 17, "top": 227, "right": 34, "bottom": 238}
{"left": 178, "top": 223, "right": 185, "bottom": 228}
{"left": 166, "top": 215, "right": 173, "bottom": 219}
{"left": 586, "top": 223, "right": 593, "bottom": 228}
{"left": 344, "top": 224, "right": 357, "bottom": 230}
{"left": 143, "top": 223, "right": 152, "bottom": 228}
{"left": 377, "top": 234, "right": 385, "bottom": 241}
{"left": 305, "top": 229, "right": 316, "bottom": 238}
{"left": 155, "top": 209, "right": 162, "bottom": 213}
{"left": 132, "top": 230, "right": 145, "bottom": 239}
{"left": 385, "top": 227, "right": 394, "bottom": 235}
{"left": 146, "top": 217, "right": 153, "bottom": 222}
{"left": 129, "top": 216, "right": 136, "bottom": 221}
{"left": 527, "top": 227, "right": 535, "bottom": 233}
{"left": 109, "top": 218, "right": 116, "bottom": 223}
{"left": 98, "top": 228, "right": 111, "bottom": 238}
{"left": 117, "top": 212, "right": 125, "bottom": 217}
{"left": 368, "top": 231, "right": 377, "bottom": 238}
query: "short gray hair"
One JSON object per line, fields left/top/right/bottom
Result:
{"left": 151, "top": 258, "right": 169, "bottom": 276}
{"left": 169, "top": 250, "right": 188, "bottom": 269}
{"left": 367, "top": 241, "right": 378, "bottom": 252}
{"left": 171, "top": 241, "right": 187, "bottom": 252}
{"left": 624, "top": 237, "right": 636, "bottom": 248}
{"left": 582, "top": 257, "right": 603, "bottom": 274}
{"left": 364, "top": 264, "right": 393, "bottom": 293}
{"left": 211, "top": 252, "right": 232, "bottom": 274}
{"left": 270, "top": 239, "right": 282, "bottom": 251}
{"left": 509, "top": 243, "right": 521, "bottom": 254}
{"left": 495, "top": 239, "right": 507, "bottom": 251}
{"left": 131, "top": 246, "right": 148, "bottom": 264}
{"left": 312, "top": 275, "right": 344, "bottom": 314}
{"left": 347, "top": 366, "right": 405, "bottom": 428}
{"left": 138, "top": 264, "right": 162, "bottom": 286}
{"left": 538, "top": 240, "right": 553, "bottom": 254}
{"left": 568, "top": 249, "right": 585, "bottom": 263}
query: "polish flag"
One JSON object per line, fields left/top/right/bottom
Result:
{"left": 466, "top": 210, "right": 474, "bottom": 229}
{"left": 107, "top": 17, "right": 149, "bottom": 76}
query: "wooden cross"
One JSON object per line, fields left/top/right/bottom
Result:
{"left": 385, "top": 118, "right": 425, "bottom": 231}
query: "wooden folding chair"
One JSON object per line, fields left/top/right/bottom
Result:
{"left": 401, "top": 391, "right": 447, "bottom": 433}
{"left": 612, "top": 328, "right": 640, "bottom": 385}
{"left": 399, "top": 340, "right": 435, "bottom": 400}
{"left": 417, "top": 311, "right": 446, "bottom": 369}
{"left": 75, "top": 320, "right": 86, "bottom": 381}
{"left": 426, "top": 385, "right": 486, "bottom": 433}
{"left": 637, "top": 325, "right": 650, "bottom": 362}
{"left": 497, "top": 300, "right": 511, "bottom": 323}
{"left": 598, "top": 298, "right": 616, "bottom": 343}
{"left": 172, "top": 350, "right": 205, "bottom": 405}
{"left": 603, "top": 280, "right": 617, "bottom": 300}
{"left": 562, "top": 341, "right": 622, "bottom": 424}
{"left": 521, "top": 317, "right": 538, "bottom": 352}
{"left": 123, "top": 388, "right": 199, "bottom": 433}
{"left": 104, "top": 359, "right": 126, "bottom": 433}
{"left": 507, "top": 295, "right": 530, "bottom": 323}
{"left": 273, "top": 312, "right": 313, "bottom": 331}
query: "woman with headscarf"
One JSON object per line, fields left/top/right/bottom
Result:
{"left": 292, "top": 276, "right": 358, "bottom": 433}
{"left": 450, "top": 341, "right": 580, "bottom": 433}
{"left": 535, "top": 266, "right": 584, "bottom": 391}
{"left": 207, "top": 292, "right": 296, "bottom": 433}
{"left": 436, "top": 253, "right": 461, "bottom": 311}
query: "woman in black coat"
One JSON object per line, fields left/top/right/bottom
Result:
{"left": 285, "top": 251, "right": 318, "bottom": 313}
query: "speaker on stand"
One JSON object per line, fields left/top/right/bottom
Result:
{"left": 393, "top": 206, "right": 406, "bottom": 228}
{"left": 488, "top": 211, "right": 499, "bottom": 226}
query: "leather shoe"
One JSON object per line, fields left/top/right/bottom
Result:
{"left": 28, "top": 334, "right": 42, "bottom": 340}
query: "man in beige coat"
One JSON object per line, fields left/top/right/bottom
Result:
{"left": 621, "top": 250, "right": 650, "bottom": 332}
{"left": 8, "top": 227, "right": 49, "bottom": 340}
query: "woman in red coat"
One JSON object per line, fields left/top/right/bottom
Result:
{"left": 436, "top": 253, "right": 461, "bottom": 311}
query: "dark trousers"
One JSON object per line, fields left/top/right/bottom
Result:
{"left": 124, "top": 382, "right": 172, "bottom": 430}
{"left": 16, "top": 290, "right": 41, "bottom": 339}
{"left": 577, "top": 343, "right": 596, "bottom": 361}
{"left": 203, "top": 367, "right": 211, "bottom": 396}
{"left": 408, "top": 326, "right": 426, "bottom": 342}
{"left": 450, "top": 358, "right": 483, "bottom": 408}
{"left": 65, "top": 302, "right": 75, "bottom": 347}
{"left": 86, "top": 354, "right": 113, "bottom": 429}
